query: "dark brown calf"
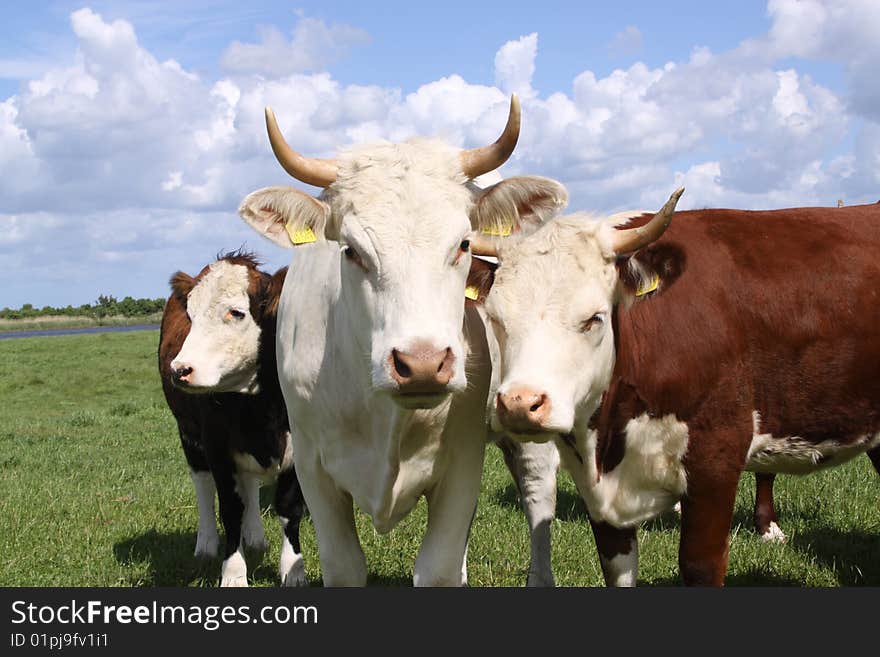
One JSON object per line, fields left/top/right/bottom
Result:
{"left": 158, "top": 251, "right": 306, "bottom": 587}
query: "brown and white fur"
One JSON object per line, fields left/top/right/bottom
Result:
{"left": 482, "top": 196, "right": 880, "bottom": 586}
{"left": 158, "top": 251, "right": 306, "bottom": 587}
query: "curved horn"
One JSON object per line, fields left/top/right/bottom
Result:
{"left": 265, "top": 107, "right": 339, "bottom": 188}
{"left": 460, "top": 95, "right": 521, "bottom": 179}
{"left": 469, "top": 234, "right": 500, "bottom": 258}
{"left": 611, "top": 187, "right": 684, "bottom": 254}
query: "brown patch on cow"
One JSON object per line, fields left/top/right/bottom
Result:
{"left": 465, "top": 256, "right": 497, "bottom": 307}
{"left": 752, "top": 473, "right": 778, "bottom": 536}
{"left": 590, "top": 519, "right": 635, "bottom": 561}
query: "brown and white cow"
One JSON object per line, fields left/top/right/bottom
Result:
{"left": 476, "top": 192, "right": 880, "bottom": 586}
{"left": 158, "top": 251, "right": 306, "bottom": 587}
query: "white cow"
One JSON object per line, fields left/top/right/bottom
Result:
{"left": 238, "top": 96, "right": 567, "bottom": 586}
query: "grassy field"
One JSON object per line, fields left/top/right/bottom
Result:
{"left": 0, "top": 330, "right": 877, "bottom": 587}
{"left": 0, "top": 313, "right": 163, "bottom": 332}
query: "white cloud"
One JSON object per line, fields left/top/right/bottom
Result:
{"left": 2, "top": 4, "right": 879, "bottom": 306}
{"left": 221, "top": 16, "right": 370, "bottom": 76}
{"left": 761, "top": 0, "right": 880, "bottom": 121}
{"left": 494, "top": 33, "right": 538, "bottom": 99}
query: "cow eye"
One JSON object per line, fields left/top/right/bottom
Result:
{"left": 228, "top": 309, "right": 246, "bottom": 321}
{"left": 343, "top": 245, "right": 367, "bottom": 271}
{"left": 460, "top": 239, "right": 470, "bottom": 252}
{"left": 581, "top": 313, "right": 604, "bottom": 333}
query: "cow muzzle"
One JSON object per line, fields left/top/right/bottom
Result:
{"left": 496, "top": 387, "right": 552, "bottom": 434}
{"left": 389, "top": 341, "right": 455, "bottom": 400}
{"left": 170, "top": 361, "right": 195, "bottom": 388}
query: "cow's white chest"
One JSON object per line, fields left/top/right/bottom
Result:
{"left": 232, "top": 431, "right": 294, "bottom": 483}
{"left": 297, "top": 401, "right": 453, "bottom": 534}
{"left": 746, "top": 411, "right": 880, "bottom": 474}
{"left": 562, "top": 413, "right": 689, "bottom": 528}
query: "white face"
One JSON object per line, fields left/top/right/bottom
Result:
{"left": 332, "top": 175, "right": 475, "bottom": 410}
{"left": 485, "top": 217, "right": 620, "bottom": 439}
{"left": 170, "top": 261, "right": 262, "bottom": 394}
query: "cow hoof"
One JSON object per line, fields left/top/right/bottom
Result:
{"left": 194, "top": 532, "right": 220, "bottom": 559}
{"left": 526, "top": 571, "right": 556, "bottom": 587}
{"left": 242, "top": 523, "right": 269, "bottom": 555}
{"left": 220, "top": 552, "right": 248, "bottom": 587}
{"left": 244, "top": 536, "right": 269, "bottom": 555}
{"left": 760, "top": 521, "right": 787, "bottom": 544}
{"left": 220, "top": 574, "right": 249, "bottom": 587}
{"left": 282, "top": 562, "right": 308, "bottom": 587}
{"left": 280, "top": 548, "right": 307, "bottom": 587}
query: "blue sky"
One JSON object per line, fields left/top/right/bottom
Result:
{"left": 1, "top": 1, "right": 785, "bottom": 95}
{"left": 1, "top": 1, "right": 878, "bottom": 307}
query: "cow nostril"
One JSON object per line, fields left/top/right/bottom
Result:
{"left": 530, "top": 398, "right": 543, "bottom": 413}
{"left": 172, "top": 365, "right": 193, "bottom": 382}
{"left": 438, "top": 348, "right": 453, "bottom": 374}
{"left": 392, "top": 350, "right": 412, "bottom": 379}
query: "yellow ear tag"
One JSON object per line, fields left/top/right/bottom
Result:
{"left": 635, "top": 274, "right": 660, "bottom": 297}
{"left": 464, "top": 285, "right": 480, "bottom": 301}
{"left": 481, "top": 224, "right": 512, "bottom": 237}
{"left": 286, "top": 224, "right": 317, "bottom": 245}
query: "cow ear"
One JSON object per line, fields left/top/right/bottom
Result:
{"left": 169, "top": 271, "right": 195, "bottom": 303}
{"left": 470, "top": 176, "right": 568, "bottom": 237}
{"left": 239, "top": 187, "right": 334, "bottom": 249}
{"left": 465, "top": 256, "right": 498, "bottom": 306}
{"left": 263, "top": 266, "right": 287, "bottom": 318}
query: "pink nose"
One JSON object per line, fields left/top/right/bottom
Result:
{"left": 389, "top": 341, "right": 455, "bottom": 395}
{"left": 171, "top": 362, "right": 194, "bottom": 385}
{"left": 496, "top": 387, "right": 551, "bottom": 433}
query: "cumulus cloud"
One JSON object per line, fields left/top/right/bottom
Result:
{"left": 494, "top": 33, "right": 538, "bottom": 99}
{"left": 221, "top": 16, "right": 370, "bottom": 76}
{"left": 2, "top": 4, "right": 879, "bottom": 306}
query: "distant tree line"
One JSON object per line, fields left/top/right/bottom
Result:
{"left": 0, "top": 294, "right": 166, "bottom": 320}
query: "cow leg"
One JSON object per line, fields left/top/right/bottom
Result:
{"left": 190, "top": 470, "right": 220, "bottom": 558}
{"left": 275, "top": 466, "right": 307, "bottom": 587}
{"left": 179, "top": 430, "right": 220, "bottom": 558}
{"left": 589, "top": 519, "right": 638, "bottom": 587}
{"left": 498, "top": 438, "right": 559, "bottom": 587}
{"left": 753, "top": 473, "right": 785, "bottom": 543}
{"left": 867, "top": 446, "right": 880, "bottom": 475}
{"left": 211, "top": 461, "right": 248, "bottom": 587}
{"left": 238, "top": 473, "right": 268, "bottom": 554}
{"left": 295, "top": 449, "right": 366, "bottom": 586}
{"left": 678, "top": 467, "right": 739, "bottom": 586}
{"left": 414, "top": 441, "right": 486, "bottom": 587}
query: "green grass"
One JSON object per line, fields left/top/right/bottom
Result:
{"left": 0, "top": 330, "right": 877, "bottom": 586}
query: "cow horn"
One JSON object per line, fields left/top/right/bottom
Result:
{"left": 265, "top": 107, "right": 339, "bottom": 188}
{"left": 460, "top": 95, "right": 521, "bottom": 180}
{"left": 611, "top": 187, "right": 684, "bottom": 254}
{"left": 469, "top": 234, "right": 500, "bottom": 258}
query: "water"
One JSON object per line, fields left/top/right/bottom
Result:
{"left": 0, "top": 324, "right": 160, "bottom": 340}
